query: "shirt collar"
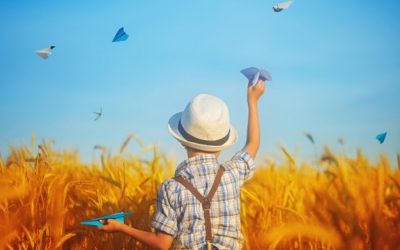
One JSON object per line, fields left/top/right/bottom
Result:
{"left": 175, "top": 154, "right": 218, "bottom": 177}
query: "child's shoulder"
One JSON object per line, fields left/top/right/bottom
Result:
{"left": 157, "top": 178, "right": 180, "bottom": 197}
{"left": 222, "top": 150, "right": 255, "bottom": 169}
{"left": 159, "top": 178, "right": 178, "bottom": 190}
{"left": 156, "top": 178, "right": 184, "bottom": 207}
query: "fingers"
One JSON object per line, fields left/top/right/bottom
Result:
{"left": 97, "top": 219, "right": 111, "bottom": 231}
{"left": 247, "top": 80, "right": 265, "bottom": 104}
{"left": 98, "top": 219, "right": 109, "bottom": 231}
{"left": 248, "top": 80, "right": 265, "bottom": 91}
{"left": 257, "top": 80, "right": 265, "bottom": 88}
{"left": 99, "top": 219, "right": 108, "bottom": 225}
{"left": 258, "top": 81, "right": 266, "bottom": 92}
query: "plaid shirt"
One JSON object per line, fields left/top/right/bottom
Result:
{"left": 151, "top": 150, "right": 255, "bottom": 250}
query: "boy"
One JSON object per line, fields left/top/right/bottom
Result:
{"left": 98, "top": 80, "right": 265, "bottom": 249}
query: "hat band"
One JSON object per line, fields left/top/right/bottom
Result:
{"left": 178, "top": 120, "right": 230, "bottom": 146}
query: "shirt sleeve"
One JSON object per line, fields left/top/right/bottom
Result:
{"left": 224, "top": 150, "right": 256, "bottom": 186}
{"left": 151, "top": 180, "right": 178, "bottom": 237}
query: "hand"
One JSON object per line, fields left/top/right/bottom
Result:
{"left": 247, "top": 80, "right": 266, "bottom": 105}
{"left": 97, "top": 219, "right": 124, "bottom": 233}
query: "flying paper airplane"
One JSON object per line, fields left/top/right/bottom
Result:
{"left": 81, "top": 211, "right": 133, "bottom": 227}
{"left": 304, "top": 132, "right": 315, "bottom": 144}
{"left": 273, "top": 0, "right": 293, "bottom": 12}
{"left": 36, "top": 46, "right": 55, "bottom": 60}
{"left": 241, "top": 67, "right": 272, "bottom": 85}
{"left": 112, "top": 27, "right": 129, "bottom": 42}
{"left": 376, "top": 132, "right": 387, "bottom": 144}
{"left": 93, "top": 107, "right": 102, "bottom": 121}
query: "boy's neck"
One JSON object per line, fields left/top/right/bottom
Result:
{"left": 186, "top": 147, "right": 221, "bottom": 158}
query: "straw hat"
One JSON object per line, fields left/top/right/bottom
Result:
{"left": 168, "top": 94, "right": 237, "bottom": 152}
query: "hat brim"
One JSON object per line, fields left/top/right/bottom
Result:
{"left": 168, "top": 112, "right": 238, "bottom": 152}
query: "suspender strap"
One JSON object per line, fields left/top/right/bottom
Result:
{"left": 174, "top": 166, "right": 225, "bottom": 243}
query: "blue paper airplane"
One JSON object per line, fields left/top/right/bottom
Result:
{"left": 304, "top": 132, "right": 315, "bottom": 144}
{"left": 376, "top": 132, "right": 387, "bottom": 144}
{"left": 112, "top": 27, "right": 129, "bottom": 42}
{"left": 241, "top": 67, "right": 272, "bottom": 85}
{"left": 81, "top": 211, "right": 133, "bottom": 226}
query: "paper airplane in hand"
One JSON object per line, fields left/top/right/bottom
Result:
{"left": 81, "top": 211, "right": 133, "bottom": 226}
{"left": 112, "top": 27, "right": 129, "bottom": 42}
{"left": 241, "top": 67, "right": 272, "bottom": 85}
{"left": 36, "top": 46, "right": 56, "bottom": 60}
{"left": 273, "top": 0, "right": 293, "bottom": 12}
{"left": 376, "top": 132, "right": 387, "bottom": 144}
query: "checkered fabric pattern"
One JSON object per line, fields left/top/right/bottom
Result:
{"left": 151, "top": 150, "right": 255, "bottom": 249}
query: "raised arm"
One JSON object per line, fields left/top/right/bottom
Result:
{"left": 243, "top": 80, "right": 265, "bottom": 158}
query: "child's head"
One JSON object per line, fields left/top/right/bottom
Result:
{"left": 168, "top": 94, "right": 237, "bottom": 153}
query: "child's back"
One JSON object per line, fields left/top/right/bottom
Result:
{"left": 98, "top": 81, "right": 266, "bottom": 250}
{"left": 152, "top": 150, "right": 254, "bottom": 249}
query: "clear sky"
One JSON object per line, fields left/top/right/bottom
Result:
{"left": 0, "top": 0, "right": 399, "bottom": 165}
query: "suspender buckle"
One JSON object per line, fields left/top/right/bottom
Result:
{"left": 202, "top": 197, "right": 211, "bottom": 210}
{"left": 206, "top": 241, "right": 212, "bottom": 250}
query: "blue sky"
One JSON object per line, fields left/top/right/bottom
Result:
{"left": 0, "top": 0, "right": 399, "bottom": 165}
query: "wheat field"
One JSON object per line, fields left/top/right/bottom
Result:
{"left": 1, "top": 137, "right": 399, "bottom": 250}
